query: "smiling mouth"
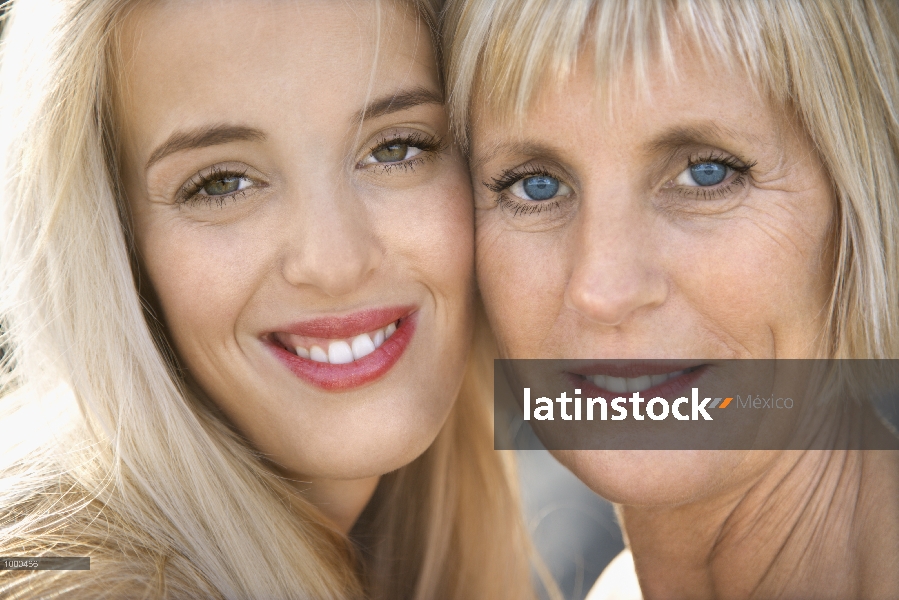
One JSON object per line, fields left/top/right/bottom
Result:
{"left": 582, "top": 369, "right": 695, "bottom": 394}
{"left": 266, "top": 308, "right": 416, "bottom": 390}
{"left": 272, "top": 319, "right": 400, "bottom": 364}
{"left": 568, "top": 364, "right": 705, "bottom": 396}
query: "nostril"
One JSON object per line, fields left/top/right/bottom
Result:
{"left": 280, "top": 228, "right": 384, "bottom": 296}
{"left": 565, "top": 270, "right": 667, "bottom": 327}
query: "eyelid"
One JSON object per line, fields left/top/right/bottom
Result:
{"left": 177, "top": 163, "right": 264, "bottom": 204}
{"left": 482, "top": 163, "right": 576, "bottom": 221}
{"left": 485, "top": 163, "right": 574, "bottom": 194}
{"left": 496, "top": 195, "right": 566, "bottom": 217}
{"left": 357, "top": 128, "right": 445, "bottom": 168}
{"left": 662, "top": 152, "right": 756, "bottom": 194}
{"left": 686, "top": 152, "right": 755, "bottom": 172}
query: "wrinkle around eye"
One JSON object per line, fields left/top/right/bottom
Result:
{"left": 143, "top": 158, "right": 271, "bottom": 206}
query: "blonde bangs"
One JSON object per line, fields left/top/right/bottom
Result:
{"left": 444, "top": 0, "right": 790, "bottom": 147}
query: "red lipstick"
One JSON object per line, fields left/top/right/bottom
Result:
{"left": 266, "top": 306, "right": 417, "bottom": 390}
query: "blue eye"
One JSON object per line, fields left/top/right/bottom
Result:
{"left": 510, "top": 175, "right": 572, "bottom": 201}
{"left": 523, "top": 176, "right": 559, "bottom": 200}
{"left": 689, "top": 162, "right": 728, "bottom": 186}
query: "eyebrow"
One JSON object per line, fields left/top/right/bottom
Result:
{"left": 471, "top": 141, "right": 566, "bottom": 171}
{"left": 646, "top": 123, "right": 763, "bottom": 155}
{"left": 472, "top": 123, "right": 763, "bottom": 170}
{"left": 144, "top": 87, "right": 443, "bottom": 170}
{"left": 146, "top": 125, "right": 266, "bottom": 170}
{"left": 354, "top": 86, "right": 444, "bottom": 123}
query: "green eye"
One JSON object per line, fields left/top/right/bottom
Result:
{"left": 372, "top": 143, "right": 410, "bottom": 163}
{"left": 203, "top": 176, "right": 248, "bottom": 196}
{"left": 361, "top": 135, "right": 433, "bottom": 167}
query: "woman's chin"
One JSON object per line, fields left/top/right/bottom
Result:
{"left": 269, "top": 412, "right": 447, "bottom": 482}
{"left": 281, "top": 448, "right": 422, "bottom": 483}
{"left": 551, "top": 449, "right": 755, "bottom": 507}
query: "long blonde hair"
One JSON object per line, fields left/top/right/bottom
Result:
{"left": 0, "top": 1, "right": 534, "bottom": 598}
{"left": 442, "top": 0, "right": 899, "bottom": 360}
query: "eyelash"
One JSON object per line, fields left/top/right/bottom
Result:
{"left": 674, "top": 152, "right": 757, "bottom": 200}
{"left": 178, "top": 165, "right": 252, "bottom": 206}
{"left": 177, "top": 132, "right": 447, "bottom": 206}
{"left": 484, "top": 152, "right": 758, "bottom": 216}
{"left": 485, "top": 165, "right": 568, "bottom": 216}
{"left": 360, "top": 131, "right": 446, "bottom": 173}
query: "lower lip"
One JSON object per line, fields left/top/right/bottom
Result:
{"left": 267, "top": 312, "right": 417, "bottom": 390}
{"left": 566, "top": 365, "right": 707, "bottom": 399}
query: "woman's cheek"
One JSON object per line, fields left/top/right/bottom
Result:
{"left": 400, "top": 174, "right": 475, "bottom": 290}
{"left": 477, "top": 221, "right": 563, "bottom": 356}
{"left": 136, "top": 215, "right": 267, "bottom": 352}
{"left": 670, "top": 203, "right": 831, "bottom": 357}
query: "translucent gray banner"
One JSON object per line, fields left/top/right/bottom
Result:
{"left": 0, "top": 557, "right": 90, "bottom": 570}
{"left": 494, "top": 360, "right": 899, "bottom": 450}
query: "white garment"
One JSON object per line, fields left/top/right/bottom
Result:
{"left": 585, "top": 550, "right": 643, "bottom": 600}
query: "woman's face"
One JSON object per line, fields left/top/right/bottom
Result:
{"left": 469, "top": 43, "right": 836, "bottom": 503}
{"left": 119, "top": 1, "right": 473, "bottom": 484}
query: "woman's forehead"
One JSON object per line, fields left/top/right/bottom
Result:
{"left": 475, "top": 30, "right": 768, "bottom": 133}
{"left": 114, "top": 0, "right": 439, "bottom": 167}
{"left": 470, "top": 39, "right": 775, "bottom": 156}
{"left": 117, "top": 1, "right": 437, "bottom": 94}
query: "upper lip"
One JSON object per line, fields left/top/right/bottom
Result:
{"left": 566, "top": 360, "right": 706, "bottom": 378}
{"left": 269, "top": 305, "right": 416, "bottom": 339}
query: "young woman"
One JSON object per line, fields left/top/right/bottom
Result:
{"left": 443, "top": 0, "right": 899, "bottom": 598}
{"left": 0, "top": 1, "right": 535, "bottom": 598}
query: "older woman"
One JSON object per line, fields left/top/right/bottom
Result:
{"left": 444, "top": 0, "right": 899, "bottom": 598}
{"left": 0, "top": 1, "right": 537, "bottom": 598}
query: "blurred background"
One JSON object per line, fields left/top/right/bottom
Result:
{"left": 517, "top": 432, "right": 624, "bottom": 600}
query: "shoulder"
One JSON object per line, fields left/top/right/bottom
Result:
{"left": 586, "top": 549, "right": 643, "bottom": 600}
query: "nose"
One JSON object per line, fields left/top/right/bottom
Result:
{"left": 564, "top": 197, "right": 668, "bottom": 327}
{"left": 281, "top": 180, "right": 383, "bottom": 297}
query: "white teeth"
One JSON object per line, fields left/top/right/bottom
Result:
{"left": 351, "top": 333, "right": 376, "bottom": 360}
{"left": 590, "top": 370, "right": 688, "bottom": 392}
{"left": 309, "top": 345, "right": 328, "bottom": 363}
{"left": 328, "top": 340, "right": 354, "bottom": 364}
{"left": 605, "top": 376, "right": 628, "bottom": 393}
{"left": 650, "top": 373, "right": 668, "bottom": 387}
{"left": 288, "top": 320, "right": 401, "bottom": 363}
{"left": 627, "top": 376, "right": 652, "bottom": 393}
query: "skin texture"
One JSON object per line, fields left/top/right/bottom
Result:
{"left": 470, "top": 42, "right": 899, "bottom": 599}
{"left": 118, "top": 0, "right": 474, "bottom": 533}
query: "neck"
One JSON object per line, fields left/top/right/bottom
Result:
{"left": 621, "top": 414, "right": 899, "bottom": 599}
{"left": 302, "top": 476, "right": 381, "bottom": 534}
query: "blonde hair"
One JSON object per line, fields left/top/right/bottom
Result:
{"left": 0, "top": 0, "right": 535, "bottom": 598}
{"left": 442, "top": 0, "right": 899, "bottom": 359}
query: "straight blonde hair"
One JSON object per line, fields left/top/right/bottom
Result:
{"left": 442, "top": 0, "right": 899, "bottom": 360}
{"left": 0, "top": 1, "right": 536, "bottom": 598}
